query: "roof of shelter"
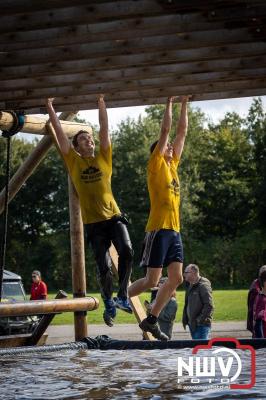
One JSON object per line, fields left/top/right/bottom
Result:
{"left": 0, "top": 0, "right": 266, "bottom": 113}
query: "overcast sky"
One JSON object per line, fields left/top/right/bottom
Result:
{"left": 17, "top": 96, "right": 266, "bottom": 141}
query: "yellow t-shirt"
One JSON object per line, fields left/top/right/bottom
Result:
{"left": 63, "top": 145, "right": 120, "bottom": 224}
{"left": 145, "top": 145, "right": 180, "bottom": 232}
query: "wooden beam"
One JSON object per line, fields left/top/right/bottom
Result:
{"left": 109, "top": 244, "right": 154, "bottom": 341}
{"left": 2, "top": 6, "right": 266, "bottom": 52}
{"left": 14, "top": 87, "right": 266, "bottom": 113}
{"left": 0, "top": 111, "right": 92, "bottom": 136}
{"left": 1, "top": 41, "right": 266, "bottom": 81}
{"left": 0, "top": 1, "right": 169, "bottom": 33}
{"left": 0, "top": 297, "right": 99, "bottom": 317}
{"left": 0, "top": 13, "right": 225, "bottom": 51}
{"left": 1, "top": 67, "right": 266, "bottom": 103}
{"left": 1, "top": 27, "right": 265, "bottom": 67}
{"left": 1, "top": 0, "right": 261, "bottom": 15}
{"left": 3, "top": 77, "right": 266, "bottom": 110}
{"left": 1, "top": 55, "right": 266, "bottom": 92}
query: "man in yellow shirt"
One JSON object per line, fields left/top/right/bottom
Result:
{"left": 128, "top": 96, "right": 189, "bottom": 340}
{"left": 46, "top": 96, "right": 133, "bottom": 327}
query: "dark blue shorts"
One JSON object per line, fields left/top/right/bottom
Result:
{"left": 140, "top": 229, "right": 183, "bottom": 268}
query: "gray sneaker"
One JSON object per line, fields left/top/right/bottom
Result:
{"left": 139, "top": 318, "right": 169, "bottom": 341}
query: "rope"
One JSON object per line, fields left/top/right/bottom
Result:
{"left": 0, "top": 111, "right": 25, "bottom": 301}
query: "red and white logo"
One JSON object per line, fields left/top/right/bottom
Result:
{"left": 177, "top": 338, "right": 256, "bottom": 389}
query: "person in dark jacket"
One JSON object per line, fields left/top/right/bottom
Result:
{"left": 247, "top": 265, "right": 266, "bottom": 335}
{"left": 182, "top": 264, "right": 213, "bottom": 340}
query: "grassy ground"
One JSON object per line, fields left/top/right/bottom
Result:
{"left": 48, "top": 289, "right": 248, "bottom": 325}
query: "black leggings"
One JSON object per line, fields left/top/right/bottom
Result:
{"left": 85, "top": 217, "right": 133, "bottom": 301}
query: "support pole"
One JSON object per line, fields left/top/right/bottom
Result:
{"left": 68, "top": 176, "right": 88, "bottom": 341}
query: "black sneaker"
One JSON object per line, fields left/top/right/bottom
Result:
{"left": 139, "top": 318, "right": 169, "bottom": 341}
{"left": 103, "top": 299, "right": 116, "bottom": 327}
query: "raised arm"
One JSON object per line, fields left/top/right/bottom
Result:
{"left": 157, "top": 97, "right": 174, "bottom": 155}
{"left": 172, "top": 96, "right": 189, "bottom": 159}
{"left": 98, "top": 94, "right": 110, "bottom": 150}
{"left": 45, "top": 98, "right": 70, "bottom": 155}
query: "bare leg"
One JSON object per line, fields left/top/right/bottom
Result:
{"left": 151, "top": 262, "right": 183, "bottom": 317}
{"left": 128, "top": 268, "right": 162, "bottom": 297}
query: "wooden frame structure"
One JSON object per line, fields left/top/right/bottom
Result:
{"left": 0, "top": 0, "right": 266, "bottom": 112}
{"left": 0, "top": 1, "right": 266, "bottom": 343}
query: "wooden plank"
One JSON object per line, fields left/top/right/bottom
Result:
{"left": 1, "top": 0, "right": 110, "bottom": 15}
{"left": 3, "top": 77, "right": 266, "bottom": 110}
{"left": 1, "top": 55, "right": 265, "bottom": 92}
{"left": 1, "top": 67, "right": 266, "bottom": 102}
{"left": 1, "top": 41, "right": 266, "bottom": 80}
{"left": 109, "top": 244, "right": 154, "bottom": 341}
{"left": 1, "top": 13, "right": 228, "bottom": 52}
{"left": 0, "top": 1, "right": 169, "bottom": 32}
{"left": 1, "top": 27, "right": 265, "bottom": 67}
{"left": 10, "top": 87, "right": 266, "bottom": 113}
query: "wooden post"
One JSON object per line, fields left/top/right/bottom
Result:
{"left": 68, "top": 176, "right": 88, "bottom": 341}
{"left": 109, "top": 244, "right": 155, "bottom": 341}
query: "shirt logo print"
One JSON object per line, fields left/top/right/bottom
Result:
{"left": 81, "top": 166, "right": 103, "bottom": 183}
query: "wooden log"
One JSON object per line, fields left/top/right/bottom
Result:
{"left": 2, "top": 67, "right": 266, "bottom": 103}
{"left": 2, "top": 54, "right": 265, "bottom": 92}
{"left": 68, "top": 176, "right": 88, "bottom": 341}
{"left": 1, "top": 0, "right": 260, "bottom": 16}
{"left": 0, "top": 1, "right": 168, "bottom": 32}
{"left": 0, "top": 112, "right": 77, "bottom": 215}
{"left": 0, "top": 111, "right": 92, "bottom": 136}
{"left": 4, "top": 77, "right": 265, "bottom": 111}
{"left": 109, "top": 244, "right": 154, "bottom": 341}
{"left": 1, "top": 27, "right": 264, "bottom": 67}
{"left": 0, "top": 297, "right": 99, "bottom": 317}
{"left": 0, "top": 13, "right": 227, "bottom": 52}
{"left": 26, "top": 290, "right": 68, "bottom": 346}
{"left": 17, "top": 86, "right": 266, "bottom": 113}
{"left": 1, "top": 41, "right": 266, "bottom": 81}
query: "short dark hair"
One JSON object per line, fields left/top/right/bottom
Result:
{"left": 259, "top": 270, "right": 266, "bottom": 287}
{"left": 72, "top": 130, "right": 92, "bottom": 149}
{"left": 150, "top": 140, "right": 158, "bottom": 154}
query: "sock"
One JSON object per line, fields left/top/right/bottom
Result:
{"left": 147, "top": 314, "right": 157, "bottom": 324}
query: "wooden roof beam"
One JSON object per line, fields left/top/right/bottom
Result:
{"left": 2, "top": 77, "right": 266, "bottom": 111}
{"left": 1, "top": 41, "right": 265, "bottom": 80}
{"left": 2, "top": 67, "right": 266, "bottom": 103}
{"left": 1, "top": 28, "right": 265, "bottom": 67}
{"left": 1, "top": 55, "right": 265, "bottom": 91}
